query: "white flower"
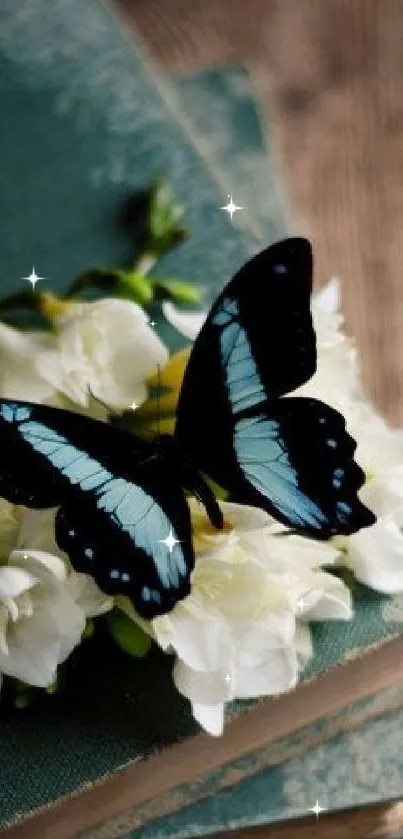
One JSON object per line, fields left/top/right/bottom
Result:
{"left": 0, "top": 321, "right": 109, "bottom": 421}
{"left": 295, "top": 278, "right": 363, "bottom": 413}
{"left": 339, "top": 463, "right": 403, "bottom": 595}
{"left": 162, "top": 301, "right": 207, "bottom": 340}
{"left": 327, "top": 396, "right": 403, "bottom": 594}
{"left": 0, "top": 501, "right": 112, "bottom": 692}
{"left": 0, "top": 322, "right": 60, "bottom": 404}
{"left": 0, "top": 548, "right": 84, "bottom": 688}
{"left": 16, "top": 506, "right": 113, "bottom": 618}
{"left": 126, "top": 501, "right": 351, "bottom": 736}
{"left": 38, "top": 298, "right": 169, "bottom": 412}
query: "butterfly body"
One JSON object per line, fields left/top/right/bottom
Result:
{"left": 0, "top": 238, "right": 375, "bottom": 618}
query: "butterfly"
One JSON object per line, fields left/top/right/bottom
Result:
{"left": 0, "top": 238, "right": 375, "bottom": 619}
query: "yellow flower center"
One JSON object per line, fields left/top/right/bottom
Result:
{"left": 38, "top": 292, "right": 74, "bottom": 324}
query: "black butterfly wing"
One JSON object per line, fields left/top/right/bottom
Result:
{"left": 0, "top": 400, "right": 194, "bottom": 618}
{"left": 175, "top": 238, "right": 315, "bottom": 473}
{"left": 231, "top": 398, "right": 374, "bottom": 536}
{"left": 175, "top": 237, "right": 375, "bottom": 538}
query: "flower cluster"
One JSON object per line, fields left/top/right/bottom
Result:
{"left": 0, "top": 269, "right": 402, "bottom": 733}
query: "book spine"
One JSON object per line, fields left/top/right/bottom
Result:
{"left": 82, "top": 680, "right": 403, "bottom": 839}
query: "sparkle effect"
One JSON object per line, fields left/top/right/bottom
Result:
{"left": 296, "top": 596, "right": 307, "bottom": 612}
{"left": 158, "top": 528, "right": 181, "bottom": 553}
{"left": 129, "top": 401, "right": 139, "bottom": 411}
{"left": 22, "top": 267, "right": 45, "bottom": 290}
{"left": 309, "top": 800, "right": 327, "bottom": 820}
{"left": 220, "top": 194, "right": 244, "bottom": 220}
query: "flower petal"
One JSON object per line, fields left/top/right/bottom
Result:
{"left": 0, "top": 323, "right": 58, "bottom": 402}
{"left": 0, "top": 566, "right": 37, "bottom": 599}
{"left": 313, "top": 277, "right": 340, "bottom": 315}
{"left": 294, "top": 622, "right": 314, "bottom": 669}
{"left": 17, "top": 508, "right": 62, "bottom": 557}
{"left": 346, "top": 515, "right": 403, "bottom": 594}
{"left": 302, "top": 572, "right": 353, "bottom": 620}
{"left": 234, "top": 645, "right": 298, "bottom": 698}
{"left": 66, "top": 571, "right": 113, "bottom": 617}
{"left": 52, "top": 298, "right": 169, "bottom": 411}
{"left": 162, "top": 301, "right": 207, "bottom": 340}
{"left": 192, "top": 702, "right": 225, "bottom": 736}
{"left": 153, "top": 604, "right": 232, "bottom": 671}
{"left": 11, "top": 550, "right": 68, "bottom": 584}
{"left": 0, "top": 500, "right": 20, "bottom": 558}
{"left": 173, "top": 659, "right": 233, "bottom": 705}
{"left": 0, "top": 585, "right": 84, "bottom": 686}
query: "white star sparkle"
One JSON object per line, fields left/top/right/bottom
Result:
{"left": 158, "top": 528, "right": 181, "bottom": 553}
{"left": 309, "top": 800, "right": 327, "bottom": 820}
{"left": 296, "top": 596, "right": 307, "bottom": 612}
{"left": 129, "top": 401, "right": 139, "bottom": 411}
{"left": 220, "top": 194, "right": 244, "bottom": 220}
{"left": 22, "top": 267, "right": 46, "bottom": 290}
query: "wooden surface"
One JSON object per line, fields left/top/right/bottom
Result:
{"left": 115, "top": 0, "right": 403, "bottom": 425}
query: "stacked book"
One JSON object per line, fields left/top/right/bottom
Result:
{"left": 0, "top": 1, "right": 403, "bottom": 837}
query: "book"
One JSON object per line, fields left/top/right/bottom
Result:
{"left": 0, "top": 6, "right": 403, "bottom": 839}
{"left": 171, "top": 64, "right": 292, "bottom": 246}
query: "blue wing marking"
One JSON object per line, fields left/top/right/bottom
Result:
{"left": 1, "top": 403, "right": 187, "bottom": 591}
{"left": 142, "top": 586, "right": 162, "bottom": 605}
{"left": 234, "top": 415, "right": 327, "bottom": 529}
{"left": 212, "top": 296, "right": 267, "bottom": 414}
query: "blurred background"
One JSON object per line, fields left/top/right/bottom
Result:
{"left": 116, "top": 0, "right": 403, "bottom": 425}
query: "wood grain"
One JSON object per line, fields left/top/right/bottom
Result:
{"left": 115, "top": 0, "right": 403, "bottom": 424}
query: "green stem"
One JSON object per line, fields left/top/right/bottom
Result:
{"left": 0, "top": 290, "right": 40, "bottom": 314}
{"left": 63, "top": 269, "right": 118, "bottom": 299}
{"left": 133, "top": 251, "right": 158, "bottom": 276}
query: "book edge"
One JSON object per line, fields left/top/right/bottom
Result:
{"left": 3, "top": 633, "right": 403, "bottom": 839}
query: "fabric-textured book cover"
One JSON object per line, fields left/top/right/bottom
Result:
{"left": 172, "top": 65, "right": 292, "bottom": 246}
{"left": 0, "top": 2, "right": 402, "bottom": 833}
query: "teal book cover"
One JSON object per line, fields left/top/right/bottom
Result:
{"left": 0, "top": 4, "right": 403, "bottom": 838}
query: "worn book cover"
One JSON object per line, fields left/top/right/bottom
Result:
{"left": 1, "top": 4, "right": 403, "bottom": 838}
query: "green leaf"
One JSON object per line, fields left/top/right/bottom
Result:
{"left": 148, "top": 178, "right": 187, "bottom": 251}
{"left": 45, "top": 679, "right": 59, "bottom": 695}
{"left": 83, "top": 618, "right": 95, "bottom": 639}
{"left": 63, "top": 268, "right": 120, "bottom": 299}
{"left": 13, "top": 680, "right": 36, "bottom": 709}
{"left": 153, "top": 278, "right": 201, "bottom": 305}
{"left": 106, "top": 609, "right": 152, "bottom": 658}
{"left": 117, "top": 270, "right": 153, "bottom": 305}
